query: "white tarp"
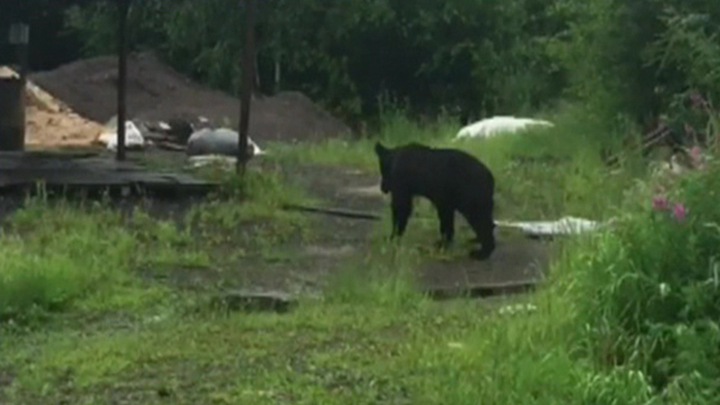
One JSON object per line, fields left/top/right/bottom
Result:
{"left": 495, "top": 216, "right": 605, "bottom": 236}
{"left": 0, "top": 66, "right": 19, "bottom": 78}
{"left": 185, "top": 127, "right": 265, "bottom": 157}
{"left": 455, "top": 116, "right": 554, "bottom": 140}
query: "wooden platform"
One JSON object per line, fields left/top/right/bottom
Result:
{"left": 0, "top": 151, "right": 218, "bottom": 197}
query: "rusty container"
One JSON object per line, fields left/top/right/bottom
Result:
{"left": 0, "top": 76, "right": 25, "bottom": 151}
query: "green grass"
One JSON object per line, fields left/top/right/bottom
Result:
{"left": 271, "top": 104, "right": 647, "bottom": 224}
{"left": 0, "top": 299, "right": 590, "bottom": 404}
{"left": 1, "top": 104, "right": 717, "bottom": 404}
{"left": 0, "top": 166, "right": 311, "bottom": 323}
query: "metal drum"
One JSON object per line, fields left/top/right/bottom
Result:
{"left": 0, "top": 77, "right": 25, "bottom": 151}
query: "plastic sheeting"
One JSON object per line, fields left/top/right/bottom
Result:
{"left": 456, "top": 116, "right": 554, "bottom": 140}
{"left": 185, "top": 127, "right": 265, "bottom": 157}
{"left": 496, "top": 216, "right": 606, "bottom": 236}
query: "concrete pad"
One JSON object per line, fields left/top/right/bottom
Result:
{"left": 304, "top": 244, "right": 356, "bottom": 257}
{"left": 418, "top": 238, "right": 552, "bottom": 299}
{"left": 341, "top": 183, "right": 384, "bottom": 198}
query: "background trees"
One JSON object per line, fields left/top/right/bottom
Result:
{"left": 2, "top": 0, "right": 718, "bottom": 130}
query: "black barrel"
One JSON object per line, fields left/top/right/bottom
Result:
{"left": 0, "top": 77, "right": 25, "bottom": 151}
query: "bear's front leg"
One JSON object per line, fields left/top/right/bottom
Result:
{"left": 390, "top": 191, "right": 413, "bottom": 240}
{"left": 434, "top": 203, "right": 455, "bottom": 250}
{"left": 462, "top": 206, "right": 496, "bottom": 261}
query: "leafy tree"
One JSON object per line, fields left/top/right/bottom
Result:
{"left": 4, "top": 0, "right": 719, "bottom": 133}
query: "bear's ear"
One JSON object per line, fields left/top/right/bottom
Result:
{"left": 374, "top": 142, "right": 387, "bottom": 156}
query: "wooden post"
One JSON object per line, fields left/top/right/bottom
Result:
{"left": 237, "top": 0, "right": 256, "bottom": 175}
{"left": 116, "top": 0, "right": 130, "bottom": 161}
{"left": 274, "top": 46, "right": 281, "bottom": 94}
{"left": 9, "top": 23, "right": 29, "bottom": 86}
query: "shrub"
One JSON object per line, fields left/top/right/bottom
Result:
{"left": 555, "top": 155, "right": 720, "bottom": 399}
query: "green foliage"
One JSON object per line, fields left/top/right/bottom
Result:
{"left": 5, "top": 0, "right": 717, "bottom": 133}
{"left": 64, "top": 0, "right": 170, "bottom": 58}
{"left": 0, "top": 168, "right": 310, "bottom": 323}
{"left": 60, "top": 0, "right": 567, "bottom": 122}
{"left": 275, "top": 104, "right": 644, "bottom": 221}
{"left": 649, "top": 8, "right": 720, "bottom": 100}
{"left": 551, "top": 0, "right": 720, "bottom": 129}
{"left": 3, "top": 108, "right": 720, "bottom": 403}
{"left": 549, "top": 159, "right": 720, "bottom": 400}
{"left": 646, "top": 6, "right": 720, "bottom": 146}
{"left": 0, "top": 198, "right": 136, "bottom": 321}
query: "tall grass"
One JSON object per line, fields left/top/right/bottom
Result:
{"left": 0, "top": 168, "right": 309, "bottom": 323}
{"left": 548, "top": 158, "right": 720, "bottom": 401}
{"left": 270, "top": 103, "right": 645, "bottom": 220}
{"left": 0, "top": 198, "right": 137, "bottom": 321}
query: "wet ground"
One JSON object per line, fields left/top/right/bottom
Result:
{"left": 0, "top": 148, "right": 553, "bottom": 299}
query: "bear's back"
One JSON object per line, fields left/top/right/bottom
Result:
{"left": 389, "top": 145, "right": 494, "bottom": 201}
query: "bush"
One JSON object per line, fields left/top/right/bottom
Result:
{"left": 554, "top": 156, "right": 720, "bottom": 400}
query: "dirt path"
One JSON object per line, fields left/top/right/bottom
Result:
{"left": 222, "top": 163, "right": 386, "bottom": 294}
{"left": 211, "top": 160, "right": 553, "bottom": 297}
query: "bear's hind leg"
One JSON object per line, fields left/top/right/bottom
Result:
{"left": 463, "top": 207, "right": 496, "bottom": 261}
{"left": 435, "top": 203, "right": 455, "bottom": 249}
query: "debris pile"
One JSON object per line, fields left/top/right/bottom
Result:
{"left": 30, "top": 52, "right": 352, "bottom": 148}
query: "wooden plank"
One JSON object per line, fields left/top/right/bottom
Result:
{"left": 423, "top": 279, "right": 541, "bottom": 301}
{"left": 281, "top": 203, "right": 382, "bottom": 220}
{"left": 0, "top": 153, "right": 218, "bottom": 196}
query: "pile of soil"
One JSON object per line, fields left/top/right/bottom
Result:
{"left": 1, "top": 66, "right": 104, "bottom": 149}
{"left": 30, "top": 52, "right": 352, "bottom": 144}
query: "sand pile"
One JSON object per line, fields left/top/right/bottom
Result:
{"left": 30, "top": 52, "right": 352, "bottom": 144}
{"left": 0, "top": 66, "right": 104, "bottom": 149}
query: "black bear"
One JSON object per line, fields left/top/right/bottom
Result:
{"left": 374, "top": 141, "right": 496, "bottom": 260}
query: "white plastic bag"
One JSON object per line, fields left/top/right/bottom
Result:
{"left": 97, "top": 120, "right": 145, "bottom": 150}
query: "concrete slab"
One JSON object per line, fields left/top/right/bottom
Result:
{"left": 418, "top": 238, "right": 552, "bottom": 299}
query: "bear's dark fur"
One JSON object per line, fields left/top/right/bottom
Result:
{"left": 374, "top": 141, "right": 496, "bottom": 260}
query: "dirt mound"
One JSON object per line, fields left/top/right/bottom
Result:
{"left": 24, "top": 105, "right": 104, "bottom": 149}
{"left": 30, "top": 52, "right": 351, "bottom": 144}
{"left": 1, "top": 66, "right": 104, "bottom": 149}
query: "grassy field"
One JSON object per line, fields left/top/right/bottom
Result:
{"left": 2, "top": 104, "right": 719, "bottom": 404}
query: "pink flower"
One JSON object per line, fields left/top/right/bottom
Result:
{"left": 690, "top": 146, "right": 702, "bottom": 160}
{"left": 652, "top": 195, "right": 669, "bottom": 211}
{"left": 673, "top": 203, "right": 687, "bottom": 221}
{"left": 689, "top": 146, "right": 706, "bottom": 170}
